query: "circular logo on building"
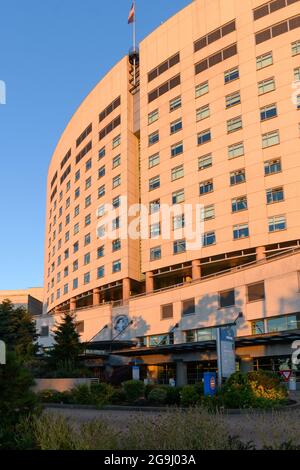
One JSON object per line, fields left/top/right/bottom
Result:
{"left": 114, "top": 315, "right": 129, "bottom": 333}
{"left": 210, "top": 376, "right": 216, "bottom": 390}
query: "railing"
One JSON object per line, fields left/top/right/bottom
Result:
{"left": 49, "top": 245, "right": 300, "bottom": 313}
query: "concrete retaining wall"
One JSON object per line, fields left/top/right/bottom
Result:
{"left": 33, "top": 378, "right": 98, "bottom": 392}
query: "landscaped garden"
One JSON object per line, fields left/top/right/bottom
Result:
{"left": 0, "top": 300, "right": 298, "bottom": 450}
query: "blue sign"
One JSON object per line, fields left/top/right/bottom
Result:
{"left": 204, "top": 372, "right": 217, "bottom": 396}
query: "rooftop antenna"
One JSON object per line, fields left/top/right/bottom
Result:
{"left": 128, "top": 1, "right": 139, "bottom": 93}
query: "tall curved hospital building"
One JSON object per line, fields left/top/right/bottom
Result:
{"left": 40, "top": 0, "right": 300, "bottom": 384}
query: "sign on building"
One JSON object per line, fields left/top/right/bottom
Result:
{"left": 217, "top": 326, "right": 236, "bottom": 383}
{"left": 0, "top": 340, "right": 6, "bottom": 365}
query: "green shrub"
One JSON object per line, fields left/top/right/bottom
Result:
{"left": 122, "top": 380, "right": 145, "bottom": 403}
{"left": 110, "top": 387, "right": 126, "bottom": 404}
{"left": 148, "top": 387, "right": 168, "bottom": 405}
{"left": 90, "top": 383, "right": 116, "bottom": 406}
{"left": 145, "top": 383, "right": 156, "bottom": 399}
{"left": 248, "top": 370, "right": 287, "bottom": 404}
{"left": 71, "top": 384, "right": 93, "bottom": 405}
{"left": 180, "top": 385, "right": 201, "bottom": 407}
{"left": 37, "top": 389, "right": 63, "bottom": 404}
{"left": 165, "top": 386, "right": 181, "bottom": 405}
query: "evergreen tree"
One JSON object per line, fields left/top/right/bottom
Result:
{"left": 49, "top": 312, "right": 83, "bottom": 370}
{"left": 0, "top": 300, "right": 37, "bottom": 358}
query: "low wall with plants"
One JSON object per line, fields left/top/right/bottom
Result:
{"left": 33, "top": 378, "right": 98, "bottom": 393}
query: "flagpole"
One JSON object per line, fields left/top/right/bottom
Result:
{"left": 133, "top": 0, "right": 136, "bottom": 87}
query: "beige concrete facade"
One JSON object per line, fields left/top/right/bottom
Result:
{"left": 0, "top": 287, "right": 43, "bottom": 316}
{"left": 43, "top": 0, "right": 300, "bottom": 380}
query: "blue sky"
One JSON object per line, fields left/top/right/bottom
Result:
{"left": 0, "top": 0, "right": 190, "bottom": 290}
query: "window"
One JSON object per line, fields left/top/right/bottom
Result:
{"left": 171, "top": 164, "right": 184, "bottom": 181}
{"left": 112, "top": 134, "right": 121, "bottom": 149}
{"left": 148, "top": 130, "right": 159, "bottom": 146}
{"left": 170, "top": 96, "right": 181, "bottom": 112}
{"left": 268, "top": 215, "right": 286, "bottom": 232}
{"left": 173, "top": 239, "right": 186, "bottom": 254}
{"left": 173, "top": 214, "right": 185, "bottom": 230}
{"left": 85, "top": 214, "right": 91, "bottom": 226}
{"left": 262, "top": 130, "right": 280, "bottom": 148}
{"left": 85, "top": 158, "right": 92, "bottom": 171}
{"left": 232, "top": 195, "right": 248, "bottom": 212}
{"left": 112, "top": 216, "right": 120, "bottom": 230}
{"left": 233, "top": 223, "right": 249, "bottom": 239}
{"left": 84, "top": 272, "right": 90, "bottom": 285}
{"left": 112, "top": 174, "right": 121, "bottom": 189}
{"left": 251, "top": 320, "right": 265, "bottom": 335}
{"left": 98, "top": 165, "right": 105, "bottom": 178}
{"left": 228, "top": 142, "right": 244, "bottom": 159}
{"left": 171, "top": 141, "right": 183, "bottom": 157}
{"left": 97, "top": 266, "right": 104, "bottom": 279}
{"left": 112, "top": 260, "right": 121, "bottom": 273}
{"left": 264, "top": 158, "right": 281, "bottom": 175}
{"left": 85, "top": 176, "right": 92, "bottom": 189}
{"left": 226, "top": 91, "right": 241, "bottom": 108}
{"left": 224, "top": 66, "right": 239, "bottom": 83}
{"left": 197, "top": 129, "right": 211, "bottom": 145}
{"left": 172, "top": 189, "right": 185, "bottom": 204}
{"left": 85, "top": 195, "right": 91, "bottom": 208}
{"left": 40, "top": 326, "right": 49, "bottom": 337}
{"left": 148, "top": 52, "right": 180, "bottom": 82}
{"left": 195, "top": 81, "right": 209, "bottom": 98}
{"left": 150, "top": 222, "right": 160, "bottom": 238}
{"left": 148, "top": 74, "right": 181, "bottom": 103}
{"left": 97, "top": 246, "right": 104, "bottom": 258}
{"left": 99, "top": 96, "right": 121, "bottom": 122}
{"left": 196, "top": 104, "right": 210, "bottom": 121}
{"left": 64, "top": 249, "right": 69, "bottom": 259}
{"left": 150, "top": 199, "right": 160, "bottom": 214}
{"left": 230, "top": 169, "right": 245, "bottom": 185}
{"left": 182, "top": 299, "right": 195, "bottom": 316}
{"left": 247, "top": 282, "right": 265, "bottom": 302}
{"left": 170, "top": 118, "right": 182, "bottom": 134}
{"left": 161, "top": 304, "right": 173, "bottom": 319}
{"left": 150, "top": 246, "right": 161, "bottom": 261}
{"left": 149, "top": 153, "right": 160, "bottom": 168}
{"left": 258, "top": 77, "right": 275, "bottom": 95}
{"left": 75, "top": 169, "right": 80, "bottom": 182}
{"left": 149, "top": 175, "right": 160, "bottom": 191}
{"left": 63, "top": 284, "right": 68, "bottom": 295}
{"left": 149, "top": 333, "right": 174, "bottom": 346}
{"left": 202, "top": 231, "right": 216, "bottom": 246}
{"left": 256, "top": 52, "right": 273, "bottom": 69}
{"left": 195, "top": 43, "right": 238, "bottom": 75}
{"left": 98, "top": 185, "right": 105, "bottom": 198}
{"left": 112, "top": 195, "right": 120, "bottom": 209}
{"left": 84, "top": 253, "right": 90, "bottom": 265}
{"left": 199, "top": 180, "right": 213, "bottom": 195}
{"left": 267, "top": 187, "right": 284, "bottom": 204}
{"left": 260, "top": 103, "right": 277, "bottom": 121}
{"left": 148, "top": 109, "right": 159, "bottom": 125}
{"left": 227, "top": 116, "right": 242, "bottom": 133}
{"left": 74, "top": 205, "right": 80, "bottom": 217}
{"left": 66, "top": 197, "right": 70, "bottom": 209}
{"left": 292, "top": 40, "right": 300, "bottom": 56}
{"left": 84, "top": 233, "right": 91, "bottom": 246}
{"left": 75, "top": 187, "right": 80, "bottom": 199}
{"left": 201, "top": 204, "right": 215, "bottom": 221}
{"left": 64, "top": 266, "right": 69, "bottom": 277}
{"left": 73, "top": 278, "right": 78, "bottom": 290}
{"left": 74, "top": 222, "right": 80, "bottom": 235}
{"left": 219, "top": 289, "right": 235, "bottom": 308}
{"left": 99, "top": 146, "right": 105, "bottom": 159}
{"left": 198, "top": 154, "right": 212, "bottom": 170}
{"left": 194, "top": 20, "right": 236, "bottom": 52}
{"left": 97, "top": 224, "right": 105, "bottom": 238}
{"left": 112, "top": 238, "right": 121, "bottom": 251}
{"left": 112, "top": 154, "right": 121, "bottom": 168}
{"left": 295, "top": 67, "right": 300, "bottom": 81}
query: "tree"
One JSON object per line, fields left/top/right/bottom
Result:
{"left": 0, "top": 300, "right": 37, "bottom": 358}
{"left": 49, "top": 312, "right": 83, "bottom": 370}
